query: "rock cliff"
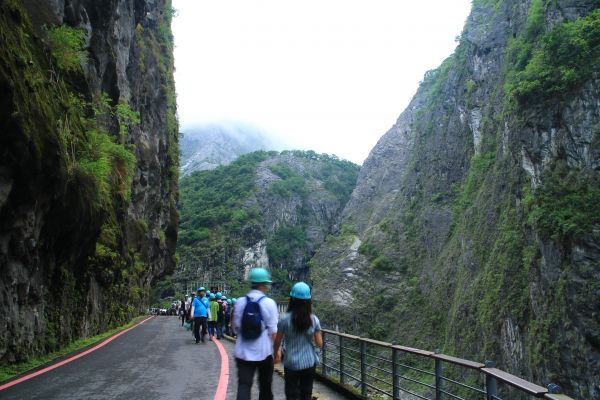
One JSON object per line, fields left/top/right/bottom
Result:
{"left": 0, "top": 0, "right": 178, "bottom": 365}
{"left": 175, "top": 150, "right": 359, "bottom": 298}
{"left": 311, "top": 0, "right": 600, "bottom": 397}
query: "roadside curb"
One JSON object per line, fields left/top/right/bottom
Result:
{"left": 0, "top": 315, "right": 154, "bottom": 391}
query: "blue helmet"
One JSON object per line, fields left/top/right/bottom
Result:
{"left": 197, "top": 287, "right": 206, "bottom": 293}
{"left": 290, "top": 282, "right": 311, "bottom": 300}
{"left": 227, "top": 299, "right": 232, "bottom": 305}
{"left": 209, "top": 293, "right": 216, "bottom": 300}
{"left": 216, "top": 292, "right": 222, "bottom": 299}
{"left": 247, "top": 267, "right": 272, "bottom": 283}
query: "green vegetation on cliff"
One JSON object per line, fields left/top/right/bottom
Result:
{"left": 507, "top": 6, "right": 600, "bottom": 103}
{"left": 173, "top": 150, "right": 359, "bottom": 298}
{"left": 311, "top": 1, "right": 600, "bottom": 396}
{"left": 524, "top": 160, "right": 600, "bottom": 241}
{"left": 0, "top": 0, "right": 178, "bottom": 365}
{"left": 178, "top": 151, "right": 271, "bottom": 248}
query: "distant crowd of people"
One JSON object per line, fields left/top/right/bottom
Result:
{"left": 179, "top": 289, "right": 233, "bottom": 340}
{"left": 178, "top": 267, "right": 322, "bottom": 400}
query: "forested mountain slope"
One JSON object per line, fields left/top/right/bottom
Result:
{"left": 310, "top": 1, "right": 600, "bottom": 397}
{"left": 174, "top": 151, "right": 359, "bottom": 297}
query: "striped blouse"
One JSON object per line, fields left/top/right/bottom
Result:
{"left": 277, "top": 313, "right": 321, "bottom": 371}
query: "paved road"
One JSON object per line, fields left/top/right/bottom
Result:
{"left": 1, "top": 317, "right": 224, "bottom": 400}
{"left": 0, "top": 317, "right": 344, "bottom": 400}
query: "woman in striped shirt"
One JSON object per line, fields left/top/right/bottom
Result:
{"left": 273, "top": 282, "right": 323, "bottom": 400}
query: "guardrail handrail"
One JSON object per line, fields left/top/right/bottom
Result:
{"left": 319, "top": 328, "right": 574, "bottom": 400}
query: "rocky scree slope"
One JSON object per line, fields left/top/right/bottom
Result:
{"left": 0, "top": 0, "right": 178, "bottom": 365}
{"left": 175, "top": 151, "right": 359, "bottom": 298}
{"left": 311, "top": 0, "right": 600, "bottom": 397}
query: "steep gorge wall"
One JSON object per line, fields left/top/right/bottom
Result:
{"left": 175, "top": 151, "right": 359, "bottom": 298}
{"left": 311, "top": 0, "right": 600, "bottom": 397}
{"left": 0, "top": 0, "right": 178, "bottom": 365}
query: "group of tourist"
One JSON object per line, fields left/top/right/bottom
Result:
{"left": 179, "top": 289, "right": 233, "bottom": 341}
{"left": 179, "top": 267, "right": 322, "bottom": 400}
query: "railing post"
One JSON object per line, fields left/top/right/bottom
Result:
{"left": 360, "top": 339, "right": 367, "bottom": 396}
{"left": 339, "top": 335, "right": 345, "bottom": 384}
{"left": 485, "top": 361, "right": 498, "bottom": 400}
{"left": 434, "top": 349, "right": 443, "bottom": 400}
{"left": 392, "top": 347, "right": 400, "bottom": 400}
{"left": 321, "top": 331, "right": 327, "bottom": 376}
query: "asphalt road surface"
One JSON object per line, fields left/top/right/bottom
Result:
{"left": 0, "top": 317, "right": 343, "bottom": 400}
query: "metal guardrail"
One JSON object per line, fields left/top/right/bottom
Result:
{"left": 320, "top": 329, "right": 574, "bottom": 400}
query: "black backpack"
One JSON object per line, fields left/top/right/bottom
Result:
{"left": 241, "top": 295, "right": 266, "bottom": 340}
{"left": 217, "top": 301, "right": 225, "bottom": 320}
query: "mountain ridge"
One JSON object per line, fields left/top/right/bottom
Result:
{"left": 180, "top": 123, "right": 274, "bottom": 176}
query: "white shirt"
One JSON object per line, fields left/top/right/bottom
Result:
{"left": 233, "top": 290, "right": 279, "bottom": 361}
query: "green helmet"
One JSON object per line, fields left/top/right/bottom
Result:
{"left": 248, "top": 267, "right": 272, "bottom": 283}
{"left": 290, "top": 282, "right": 311, "bottom": 300}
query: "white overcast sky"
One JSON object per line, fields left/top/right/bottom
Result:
{"left": 172, "top": 1, "right": 472, "bottom": 164}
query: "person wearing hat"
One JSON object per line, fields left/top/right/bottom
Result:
{"left": 225, "top": 298, "right": 233, "bottom": 336}
{"left": 232, "top": 267, "right": 279, "bottom": 400}
{"left": 208, "top": 293, "right": 219, "bottom": 340}
{"left": 215, "top": 292, "right": 226, "bottom": 339}
{"left": 190, "top": 287, "right": 209, "bottom": 343}
{"left": 230, "top": 298, "right": 238, "bottom": 338}
{"left": 273, "top": 282, "right": 323, "bottom": 400}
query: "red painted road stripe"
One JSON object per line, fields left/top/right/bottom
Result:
{"left": 0, "top": 316, "right": 155, "bottom": 391}
{"left": 212, "top": 338, "right": 230, "bottom": 400}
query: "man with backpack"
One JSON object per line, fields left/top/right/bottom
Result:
{"left": 232, "top": 267, "right": 279, "bottom": 400}
{"left": 190, "top": 287, "right": 209, "bottom": 343}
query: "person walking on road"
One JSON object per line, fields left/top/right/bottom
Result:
{"left": 273, "top": 282, "right": 323, "bottom": 400}
{"left": 225, "top": 298, "right": 233, "bottom": 336}
{"left": 233, "top": 268, "right": 279, "bottom": 400}
{"left": 216, "top": 292, "right": 226, "bottom": 339}
{"left": 191, "top": 287, "right": 209, "bottom": 343}
{"left": 230, "top": 298, "right": 237, "bottom": 337}
{"left": 208, "top": 293, "right": 219, "bottom": 340}
{"left": 187, "top": 293, "right": 195, "bottom": 336}
{"left": 179, "top": 297, "right": 187, "bottom": 326}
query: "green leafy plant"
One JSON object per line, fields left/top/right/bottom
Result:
{"left": 526, "top": 160, "right": 600, "bottom": 241}
{"left": 507, "top": 7, "right": 600, "bottom": 103}
{"left": 46, "top": 24, "right": 87, "bottom": 71}
{"left": 115, "top": 101, "right": 141, "bottom": 142}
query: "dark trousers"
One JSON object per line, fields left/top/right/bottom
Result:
{"left": 208, "top": 321, "right": 216, "bottom": 337}
{"left": 216, "top": 320, "right": 224, "bottom": 338}
{"left": 224, "top": 316, "right": 231, "bottom": 335}
{"left": 236, "top": 356, "right": 273, "bottom": 400}
{"left": 193, "top": 317, "right": 207, "bottom": 342}
{"left": 284, "top": 365, "right": 315, "bottom": 400}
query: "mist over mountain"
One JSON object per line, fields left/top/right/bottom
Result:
{"left": 180, "top": 122, "right": 277, "bottom": 176}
